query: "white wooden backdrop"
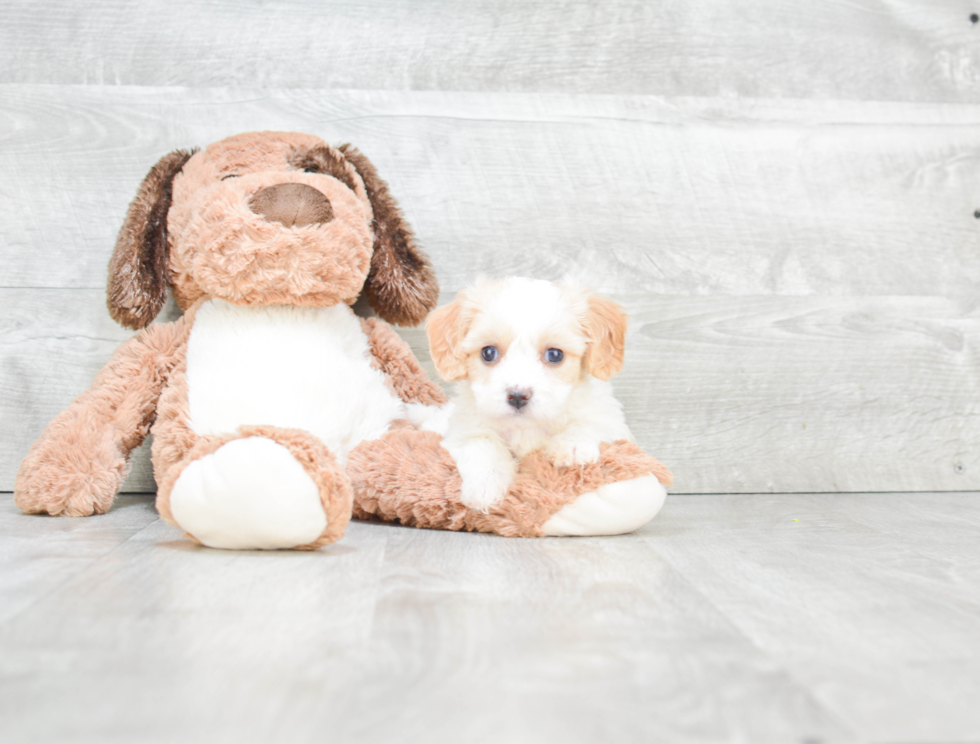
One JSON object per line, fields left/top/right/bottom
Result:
{"left": 1, "top": 1, "right": 979, "bottom": 495}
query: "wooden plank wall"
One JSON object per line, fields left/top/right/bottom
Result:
{"left": 1, "top": 1, "right": 978, "bottom": 494}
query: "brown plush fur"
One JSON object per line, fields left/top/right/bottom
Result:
{"left": 288, "top": 145, "right": 359, "bottom": 193}
{"left": 348, "top": 433, "right": 672, "bottom": 537}
{"left": 339, "top": 144, "right": 439, "bottom": 327}
{"left": 361, "top": 317, "right": 448, "bottom": 406}
{"left": 166, "top": 134, "right": 375, "bottom": 313}
{"left": 14, "top": 315, "right": 193, "bottom": 516}
{"left": 108, "top": 149, "right": 195, "bottom": 330}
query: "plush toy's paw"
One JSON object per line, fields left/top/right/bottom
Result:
{"left": 541, "top": 474, "right": 667, "bottom": 536}
{"left": 14, "top": 430, "right": 128, "bottom": 517}
{"left": 169, "top": 437, "right": 328, "bottom": 550}
{"left": 544, "top": 436, "right": 603, "bottom": 468}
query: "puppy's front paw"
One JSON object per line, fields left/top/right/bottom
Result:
{"left": 545, "top": 437, "right": 602, "bottom": 468}
{"left": 445, "top": 436, "right": 517, "bottom": 512}
{"left": 459, "top": 464, "right": 514, "bottom": 512}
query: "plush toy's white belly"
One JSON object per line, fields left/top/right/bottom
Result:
{"left": 185, "top": 299, "right": 404, "bottom": 464}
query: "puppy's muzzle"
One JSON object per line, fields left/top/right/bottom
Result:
{"left": 248, "top": 183, "right": 334, "bottom": 227}
{"left": 506, "top": 388, "right": 532, "bottom": 411}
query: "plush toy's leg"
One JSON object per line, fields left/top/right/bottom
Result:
{"left": 155, "top": 426, "right": 352, "bottom": 550}
{"left": 347, "top": 430, "right": 672, "bottom": 537}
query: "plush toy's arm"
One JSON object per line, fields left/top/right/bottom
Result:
{"left": 14, "top": 318, "right": 190, "bottom": 516}
{"left": 361, "top": 317, "right": 447, "bottom": 406}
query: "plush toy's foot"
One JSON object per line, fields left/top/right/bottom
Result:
{"left": 540, "top": 474, "right": 666, "bottom": 536}
{"left": 156, "top": 427, "right": 353, "bottom": 550}
{"left": 169, "top": 438, "right": 324, "bottom": 549}
{"left": 348, "top": 431, "right": 672, "bottom": 538}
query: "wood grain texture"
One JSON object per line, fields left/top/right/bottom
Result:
{"left": 0, "top": 496, "right": 158, "bottom": 626}
{"left": 3, "top": 289, "right": 977, "bottom": 494}
{"left": 3, "top": 492, "right": 980, "bottom": 742}
{"left": 646, "top": 493, "right": 980, "bottom": 741}
{"left": 348, "top": 524, "right": 848, "bottom": 743}
{"left": 2, "top": 86, "right": 979, "bottom": 296}
{"left": 621, "top": 293, "right": 980, "bottom": 494}
{"left": 0, "top": 1, "right": 978, "bottom": 103}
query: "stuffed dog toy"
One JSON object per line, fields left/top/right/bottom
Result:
{"left": 15, "top": 131, "right": 672, "bottom": 549}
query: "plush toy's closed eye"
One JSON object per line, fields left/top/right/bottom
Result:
{"left": 288, "top": 145, "right": 358, "bottom": 192}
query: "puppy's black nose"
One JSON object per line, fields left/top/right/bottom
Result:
{"left": 507, "top": 388, "right": 532, "bottom": 410}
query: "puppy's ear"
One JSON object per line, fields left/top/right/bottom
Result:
{"left": 426, "top": 297, "right": 472, "bottom": 382}
{"left": 107, "top": 148, "right": 195, "bottom": 329}
{"left": 583, "top": 294, "right": 629, "bottom": 381}
{"left": 339, "top": 144, "right": 439, "bottom": 327}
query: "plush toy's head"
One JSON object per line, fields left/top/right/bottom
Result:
{"left": 107, "top": 131, "right": 437, "bottom": 329}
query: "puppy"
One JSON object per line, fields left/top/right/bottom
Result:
{"left": 423, "top": 277, "right": 633, "bottom": 511}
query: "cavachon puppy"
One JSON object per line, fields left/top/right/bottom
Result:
{"left": 424, "top": 277, "right": 635, "bottom": 511}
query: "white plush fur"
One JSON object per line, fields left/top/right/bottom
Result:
{"left": 434, "top": 278, "right": 633, "bottom": 511}
{"left": 186, "top": 299, "right": 405, "bottom": 465}
{"left": 169, "top": 437, "right": 327, "bottom": 550}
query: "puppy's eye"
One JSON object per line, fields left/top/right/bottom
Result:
{"left": 303, "top": 167, "right": 319, "bottom": 174}
{"left": 545, "top": 348, "right": 564, "bottom": 364}
{"left": 221, "top": 174, "right": 240, "bottom": 181}
{"left": 481, "top": 346, "right": 499, "bottom": 363}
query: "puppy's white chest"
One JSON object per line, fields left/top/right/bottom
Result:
{"left": 498, "top": 425, "right": 550, "bottom": 458}
{"left": 185, "top": 299, "right": 403, "bottom": 461}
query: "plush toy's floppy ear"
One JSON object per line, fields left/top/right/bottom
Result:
{"left": 339, "top": 144, "right": 438, "bottom": 327}
{"left": 107, "top": 148, "right": 195, "bottom": 329}
{"left": 426, "top": 296, "right": 472, "bottom": 382}
{"left": 584, "top": 295, "right": 629, "bottom": 381}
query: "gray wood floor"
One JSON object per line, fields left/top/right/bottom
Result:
{"left": 2, "top": 491, "right": 979, "bottom": 743}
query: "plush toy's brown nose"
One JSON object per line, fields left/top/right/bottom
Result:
{"left": 248, "top": 183, "right": 334, "bottom": 227}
